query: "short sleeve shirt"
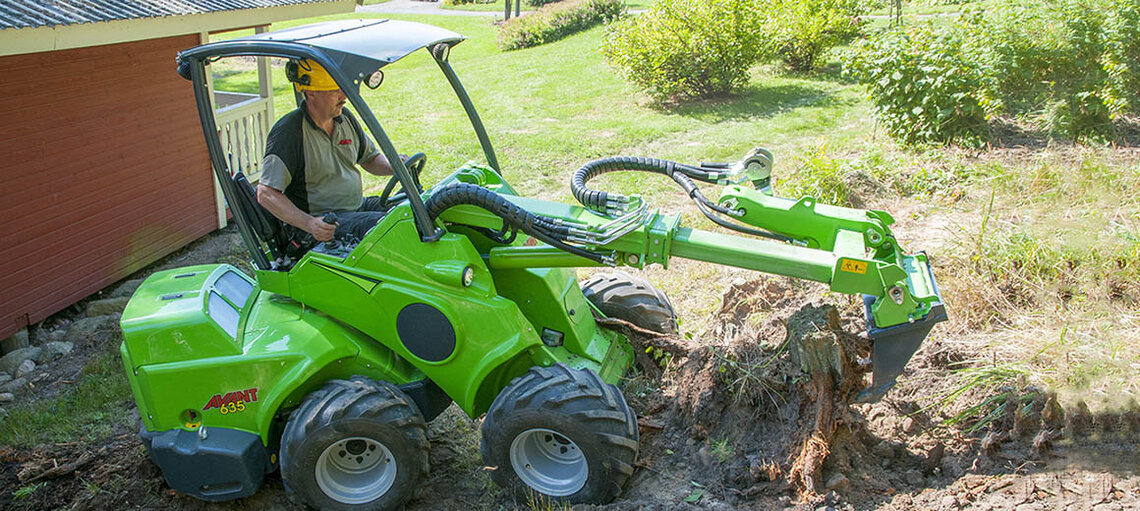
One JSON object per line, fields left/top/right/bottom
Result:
{"left": 260, "top": 104, "right": 382, "bottom": 214}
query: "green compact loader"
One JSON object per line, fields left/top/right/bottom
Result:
{"left": 120, "top": 19, "right": 946, "bottom": 510}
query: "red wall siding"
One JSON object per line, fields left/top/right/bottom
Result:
{"left": 0, "top": 35, "right": 217, "bottom": 339}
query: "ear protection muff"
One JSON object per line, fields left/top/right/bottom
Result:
{"left": 285, "top": 60, "right": 311, "bottom": 86}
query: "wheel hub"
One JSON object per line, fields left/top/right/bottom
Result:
{"left": 509, "top": 428, "right": 587, "bottom": 497}
{"left": 315, "top": 436, "right": 397, "bottom": 504}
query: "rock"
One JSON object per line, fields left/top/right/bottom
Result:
{"left": 0, "top": 407, "right": 7, "bottom": 419}
{"left": 939, "top": 495, "right": 958, "bottom": 510}
{"left": 86, "top": 297, "right": 130, "bottom": 317}
{"left": 903, "top": 417, "right": 921, "bottom": 434}
{"left": 0, "top": 347, "right": 41, "bottom": 375}
{"left": 923, "top": 442, "right": 945, "bottom": 474}
{"left": 696, "top": 445, "right": 714, "bottom": 467}
{"left": 1092, "top": 503, "right": 1123, "bottom": 511}
{"left": 67, "top": 315, "right": 120, "bottom": 340}
{"left": 825, "top": 473, "right": 850, "bottom": 493}
{"left": 15, "top": 359, "right": 35, "bottom": 378}
{"left": 872, "top": 440, "right": 895, "bottom": 458}
{"left": 49, "top": 329, "right": 68, "bottom": 343}
{"left": 904, "top": 469, "right": 923, "bottom": 486}
{"left": 110, "top": 278, "right": 144, "bottom": 298}
{"left": 0, "top": 373, "right": 10, "bottom": 386}
{"left": 36, "top": 341, "right": 74, "bottom": 364}
{"left": 0, "top": 393, "right": 11, "bottom": 403}
{"left": 1, "top": 377, "right": 26, "bottom": 393}
{"left": 1, "top": 328, "right": 29, "bottom": 354}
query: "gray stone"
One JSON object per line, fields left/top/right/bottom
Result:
{"left": 904, "top": 469, "right": 923, "bottom": 486}
{"left": 872, "top": 440, "right": 895, "bottom": 458}
{"left": 825, "top": 473, "right": 850, "bottom": 492}
{"left": 0, "top": 347, "right": 41, "bottom": 375}
{"left": 1, "top": 377, "right": 26, "bottom": 393}
{"left": 0, "top": 407, "right": 7, "bottom": 419}
{"left": 49, "top": 329, "right": 68, "bottom": 343}
{"left": 86, "top": 297, "right": 130, "bottom": 317}
{"left": 0, "top": 373, "right": 10, "bottom": 386}
{"left": 110, "top": 278, "right": 145, "bottom": 298}
{"left": 1, "top": 328, "right": 29, "bottom": 354}
{"left": 0, "top": 393, "right": 12, "bottom": 403}
{"left": 67, "top": 315, "right": 119, "bottom": 340}
{"left": 36, "top": 341, "right": 74, "bottom": 364}
{"left": 15, "top": 359, "right": 35, "bottom": 378}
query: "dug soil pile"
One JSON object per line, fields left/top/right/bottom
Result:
{"left": 603, "top": 276, "right": 1140, "bottom": 510}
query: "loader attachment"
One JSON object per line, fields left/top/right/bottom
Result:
{"left": 858, "top": 253, "right": 947, "bottom": 402}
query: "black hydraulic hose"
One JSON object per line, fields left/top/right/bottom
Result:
{"left": 426, "top": 183, "right": 607, "bottom": 263}
{"left": 571, "top": 157, "right": 720, "bottom": 211}
{"left": 572, "top": 156, "right": 795, "bottom": 243}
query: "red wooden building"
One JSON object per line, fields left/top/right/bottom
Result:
{"left": 0, "top": 0, "right": 356, "bottom": 341}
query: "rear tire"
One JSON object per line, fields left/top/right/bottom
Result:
{"left": 581, "top": 271, "right": 678, "bottom": 334}
{"left": 280, "top": 376, "right": 428, "bottom": 510}
{"left": 480, "top": 363, "right": 638, "bottom": 504}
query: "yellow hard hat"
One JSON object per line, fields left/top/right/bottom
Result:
{"left": 286, "top": 59, "right": 339, "bottom": 92}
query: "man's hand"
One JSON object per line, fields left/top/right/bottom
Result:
{"left": 306, "top": 215, "right": 336, "bottom": 241}
{"left": 258, "top": 184, "right": 340, "bottom": 241}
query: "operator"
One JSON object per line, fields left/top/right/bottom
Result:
{"left": 257, "top": 58, "right": 395, "bottom": 253}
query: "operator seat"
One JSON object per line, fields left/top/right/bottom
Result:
{"left": 232, "top": 172, "right": 289, "bottom": 265}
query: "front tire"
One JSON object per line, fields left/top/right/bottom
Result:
{"left": 480, "top": 363, "right": 638, "bottom": 504}
{"left": 280, "top": 376, "right": 429, "bottom": 510}
{"left": 581, "top": 271, "right": 677, "bottom": 334}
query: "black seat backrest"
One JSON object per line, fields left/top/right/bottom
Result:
{"left": 233, "top": 172, "right": 287, "bottom": 260}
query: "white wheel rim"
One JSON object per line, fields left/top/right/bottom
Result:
{"left": 509, "top": 428, "right": 587, "bottom": 496}
{"left": 315, "top": 436, "right": 397, "bottom": 504}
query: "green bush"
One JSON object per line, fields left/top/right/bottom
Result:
{"left": 846, "top": 0, "right": 1139, "bottom": 145}
{"left": 526, "top": 0, "right": 561, "bottom": 7}
{"left": 498, "top": 0, "right": 625, "bottom": 51}
{"left": 845, "top": 26, "right": 989, "bottom": 145}
{"left": 601, "top": 0, "right": 766, "bottom": 101}
{"left": 1101, "top": 0, "right": 1140, "bottom": 115}
{"left": 443, "top": 0, "right": 496, "bottom": 5}
{"left": 767, "top": 0, "right": 867, "bottom": 72}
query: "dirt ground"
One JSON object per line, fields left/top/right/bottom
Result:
{"left": 1, "top": 227, "right": 1138, "bottom": 511}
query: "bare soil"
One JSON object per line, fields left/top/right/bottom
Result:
{"left": 1, "top": 228, "right": 1138, "bottom": 510}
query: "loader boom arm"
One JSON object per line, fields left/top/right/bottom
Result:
{"left": 434, "top": 161, "right": 946, "bottom": 399}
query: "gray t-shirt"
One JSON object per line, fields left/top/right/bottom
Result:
{"left": 260, "top": 104, "right": 381, "bottom": 214}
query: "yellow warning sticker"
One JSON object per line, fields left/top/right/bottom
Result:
{"left": 840, "top": 259, "right": 868, "bottom": 275}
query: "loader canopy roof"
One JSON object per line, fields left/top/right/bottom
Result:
{"left": 180, "top": 18, "right": 465, "bottom": 81}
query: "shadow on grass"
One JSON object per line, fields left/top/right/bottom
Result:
{"left": 657, "top": 82, "right": 851, "bottom": 123}
{"left": 988, "top": 117, "right": 1140, "bottom": 149}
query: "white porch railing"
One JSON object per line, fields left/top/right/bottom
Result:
{"left": 215, "top": 93, "right": 273, "bottom": 183}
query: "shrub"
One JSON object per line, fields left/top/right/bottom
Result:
{"left": 498, "top": 0, "right": 625, "bottom": 51}
{"left": 526, "top": 0, "right": 561, "bottom": 7}
{"left": 1101, "top": 0, "right": 1140, "bottom": 116}
{"left": 601, "top": 0, "right": 766, "bottom": 101}
{"left": 846, "top": 0, "right": 1138, "bottom": 145}
{"left": 845, "top": 25, "right": 989, "bottom": 146}
{"left": 443, "top": 0, "right": 497, "bottom": 5}
{"left": 766, "top": 0, "right": 867, "bottom": 72}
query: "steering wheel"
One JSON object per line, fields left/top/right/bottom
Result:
{"left": 379, "top": 152, "right": 426, "bottom": 208}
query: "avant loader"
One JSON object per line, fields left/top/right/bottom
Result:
{"left": 119, "top": 19, "right": 946, "bottom": 510}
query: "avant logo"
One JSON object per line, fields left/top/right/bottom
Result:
{"left": 203, "top": 387, "right": 260, "bottom": 410}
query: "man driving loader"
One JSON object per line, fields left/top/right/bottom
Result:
{"left": 257, "top": 58, "right": 395, "bottom": 252}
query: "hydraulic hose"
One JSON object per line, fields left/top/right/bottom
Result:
{"left": 426, "top": 183, "right": 607, "bottom": 263}
{"left": 571, "top": 156, "right": 794, "bottom": 242}
{"left": 570, "top": 157, "right": 720, "bottom": 212}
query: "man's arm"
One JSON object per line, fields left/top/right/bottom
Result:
{"left": 257, "top": 184, "right": 336, "bottom": 242}
{"left": 360, "top": 153, "right": 394, "bottom": 177}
